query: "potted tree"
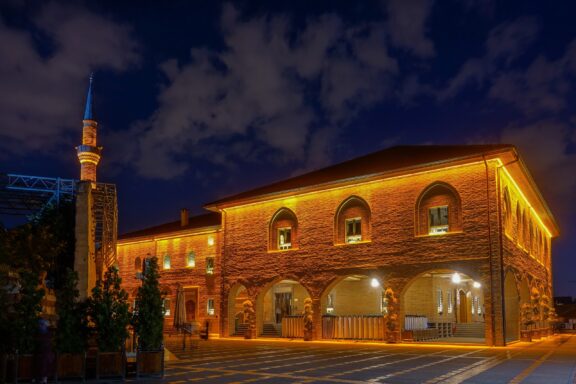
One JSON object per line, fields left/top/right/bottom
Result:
{"left": 87, "top": 266, "right": 130, "bottom": 379}
{"left": 520, "top": 303, "right": 534, "bottom": 342}
{"left": 303, "top": 298, "right": 314, "bottom": 341}
{"left": 530, "top": 288, "right": 541, "bottom": 339}
{"left": 383, "top": 288, "right": 401, "bottom": 343}
{"left": 540, "top": 295, "right": 550, "bottom": 337}
{"left": 133, "top": 257, "right": 165, "bottom": 378}
{"left": 11, "top": 270, "right": 45, "bottom": 382}
{"left": 243, "top": 300, "right": 256, "bottom": 339}
{"left": 55, "top": 269, "right": 86, "bottom": 381}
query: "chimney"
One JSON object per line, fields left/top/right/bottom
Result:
{"left": 180, "top": 208, "right": 189, "bottom": 227}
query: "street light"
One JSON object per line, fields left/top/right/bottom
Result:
{"left": 371, "top": 278, "right": 380, "bottom": 288}
{"left": 451, "top": 272, "right": 461, "bottom": 284}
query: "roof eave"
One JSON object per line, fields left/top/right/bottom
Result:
{"left": 205, "top": 147, "right": 512, "bottom": 211}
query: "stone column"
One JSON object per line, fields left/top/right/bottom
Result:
{"left": 74, "top": 181, "right": 96, "bottom": 300}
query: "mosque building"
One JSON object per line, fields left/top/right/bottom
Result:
{"left": 116, "top": 144, "right": 558, "bottom": 346}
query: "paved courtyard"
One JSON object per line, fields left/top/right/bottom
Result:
{"left": 153, "top": 334, "right": 576, "bottom": 384}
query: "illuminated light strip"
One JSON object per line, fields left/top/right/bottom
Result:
{"left": 497, "top": 159, "right": 552, "bottom": 238}
{"left": 118, "top": 227, "right": 221, "bottom": 245}
{"left": 222, "top": 159, "right": 496, "bottom": 212}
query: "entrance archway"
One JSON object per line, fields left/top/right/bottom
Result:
{"left": 504, "top": 271, "right": 520, "bottom": 342}
{"left": 228, "top": 283, "right": 249, "bottom": 336}
{"left": 257, "top": 280, "right": 310, "bottom": 338}
{"left": 402, "top": 270, "right": 485, "bottom": 342}
{"left": 320, "top": 275, "right": 385, "bottom": 340}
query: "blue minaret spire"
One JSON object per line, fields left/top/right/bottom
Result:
{"left": 83, "top": 72, "right": 95, "bottom": 120}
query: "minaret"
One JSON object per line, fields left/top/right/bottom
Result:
{"left": 76, "top": 73, "right": 102, "bottom": 184}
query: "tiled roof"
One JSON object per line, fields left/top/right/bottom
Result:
{"left": 118, "top": 212, "right": 221, "bottom": 240}
{"left": 206, "top": 144, "right": 514, "bottom": 208}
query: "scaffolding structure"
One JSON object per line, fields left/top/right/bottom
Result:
{"left": 0, "top": 173, "right": 118, "bottom": 276}
{"left": 93, "top": 182, "right": 118, "bottom": 276}
{"left": 0, "top": 173, "right": 76, "bottom": 216}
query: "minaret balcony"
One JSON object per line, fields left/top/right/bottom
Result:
{"left": 76, "top": 145, "right": 102, "bottom": 155}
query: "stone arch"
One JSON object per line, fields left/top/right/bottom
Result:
{"left": 415, "top": 181, "right": 462, "bottom": 236}
{"left": 504, "top": 270, "right": 520, "bottom": 342}
{"left": 269, "top": 207, "right": 298, "bottom": 250}
{"left": 319, "top": 273, "right": 386, "bottom": 340}
{"left": 334, "top": 196, "right": 372, "bottom": 244}
{"left": 227, "top": 282, "right": 249, "bottom": 336}
{"left": 401, "top": 269, "right": 485, "bottom": 341}
{"left": 256, "top": 277, "right": 312, "bottom": 337}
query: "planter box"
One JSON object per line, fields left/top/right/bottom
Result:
{"left": 56, "top": 353, "right": 85, "bottom": 381}
{"left": 137, "top": 350, "right": 164, "bottom": 378}
{"left": 386, "top": 331, "right": 402, "bottom": 344}
{"left": 96, "top": 351, "right": 125, "bottom": 379}
{"left": 520, "top": 330, "right": 532, "bottom": 342}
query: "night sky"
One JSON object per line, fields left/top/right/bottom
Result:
{"left": 1, "top": 1, "right": 575, "bottom": 296}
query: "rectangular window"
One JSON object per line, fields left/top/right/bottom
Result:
{"left": 163, "top": 298, "right": 171, "bottom": 316}
{"left": 163, "top": 255, "right": 171, "bottom": 270}
{"left": 447, "top": 291, "right": 453, "bottom": 314}
{"left": 437, "top": 289, "right": 443, "bottom": 314}
{"left": 429, "top": 206, "right": 449, "bottom": 235}
{"left": 206, "top": 257, "right": 215, "bottom": 275}
{"left": 207, "top": 298, "right": 215, "bottom": 316}
{"left": 278, "top": 227, "right": 292, "bottom": 250}
{"left": 345, "top": 218, "right": 362, "bottom": 243}
{"left": 187, "top": 252, "right": 196, "bottom": 268}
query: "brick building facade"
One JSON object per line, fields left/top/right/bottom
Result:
{"left": 117, "top": 145, "right": 558, "bottom": 346}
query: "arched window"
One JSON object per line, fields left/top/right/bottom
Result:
{"left": 134, "top": 257, "right": 142, "bottom": 272}
{"left": 528, "top": 220, "right": 534, "bottom": 255}
{"left": 416, "top": 182, "right": 462, "bottom": 236}
{"left": 335, "top": 196, "right": 371, "bottom": 244}
{"left": 269, "top": 208, "right": 298, "bottom": 251}
{"left": 186, "top": 252, "right": 196, "bottom": 268}
{"left": 522, "top": 210, "right": 529, "bottom": 249}
{"left": 503, "top": 187, "right": 512, "bottom": 236}
{"left": 163, "top": 254, "right": 171, "bottom": 270}
{"left": 516, "top": 203, "right": 522, "bottom": 244}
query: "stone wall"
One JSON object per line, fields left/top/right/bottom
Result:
{"left": 117, "top": 229, "right": 221, "bottom": 334}
{"left": 221, "top": 160, "right": 503, "bottom": 343}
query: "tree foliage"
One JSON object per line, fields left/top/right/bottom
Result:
{"left": 133, "top": 257, "right": 165, "bottom": 350}
{"left": 13, "top": 270, "right": 45, "bottom": 353}
{"left": 55, "top": 269, "right": 87, "bottom": 353}
{"left": 87, "top": 266, "right": 130, "bottom": 352}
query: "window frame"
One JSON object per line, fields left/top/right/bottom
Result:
{"left": 186, "top": 252, "right": 196, "bottom": 268}
{"left": 207, "top": 298, "right": 215, "bottom": 316}
{"left": 206, "top": 257, "right": 215, "bottom": 275}
{"left": 428, "top": 205, "right": 449, "bottom": 235}
{"left": 277, "top": 227, "right": 292, "bottom": 250}
{"left": 345, "top": 217, "right": 362, "bottom": 243}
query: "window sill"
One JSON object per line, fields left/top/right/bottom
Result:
{"left": 268, "top": 247, "right": 299, "bottom": 253}
{"left": 416, "top": 230, "right": 463, "bottom": 238}
{"left": 334, "top": 240, "right": 372, "bottom": 246}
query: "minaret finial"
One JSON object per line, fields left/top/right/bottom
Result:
{"left": 83, "top": 72, "right": 95, "bottom": 121}
{"left": 77, "top": 72, "right": 101, "bottom": 183}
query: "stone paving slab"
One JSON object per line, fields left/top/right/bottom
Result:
{"left": 127, "top": 334, "right": 576, "bottom": 383}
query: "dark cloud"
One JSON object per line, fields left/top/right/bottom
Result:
{"left": 439, "top": 17, "right": 539, "bottom": 100}
{"left": 123, "top": 5, "right": 398, "bottom": 179}
{"left": 383, "top": 0, "right": 435, "bottom": 57}
{"left": 0, "top": 2, "right": 140, "bottom": 154}
{"left": 501, "top": 120, "right": 576, "bottom": 216}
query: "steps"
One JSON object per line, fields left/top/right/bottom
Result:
{"left": 261, "top": 323, "right": 280, "bottom": 337}
{"left": 453, "top": 323, "right": 485, "bottom": 338}
{"left": 234, "top": 323, "right": 249, "bottom": 336}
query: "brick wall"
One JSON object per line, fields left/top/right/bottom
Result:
{"left": 221, "top": 160, "right": 502, "bottom": 342}
{"left": 117, "top": 229, "right": 221, "bottom": 334}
